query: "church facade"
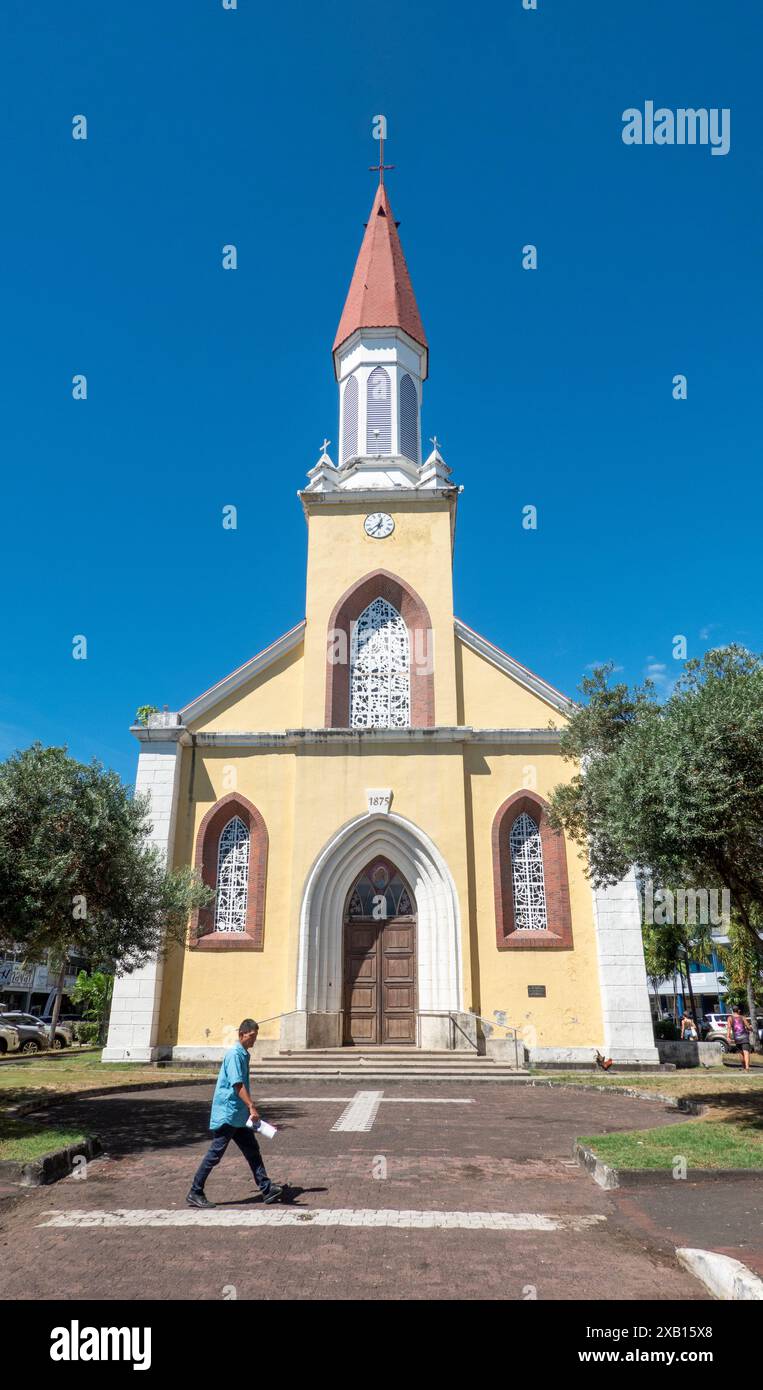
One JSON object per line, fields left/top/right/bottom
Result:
{"left": 104, "top": 180, "right": 658, "bottom": 1067}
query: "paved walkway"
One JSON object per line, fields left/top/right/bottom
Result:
{"left": 0, "top": 1081, "right": 710, "bottom": 1301}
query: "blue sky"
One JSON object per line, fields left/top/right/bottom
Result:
{"left": 2, "top": 0, "right": 760, "bottom": 782}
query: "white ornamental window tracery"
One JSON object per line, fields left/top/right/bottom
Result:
{"left": 509, "top": 811, "right": 548, "bottom": 931}
{"left": 350, "top": 597, "right": 410, "bottom": 728}
{"left": 214, "top": 815, "right": 250, "bottom": 933}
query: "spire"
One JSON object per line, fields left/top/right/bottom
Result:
{"left": 332, "top": 184, "right": 428, "bottom": 371}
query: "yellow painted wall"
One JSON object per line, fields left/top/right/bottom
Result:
{"left": 464, "top": 744, "right": 605, "bottom": 1051}
{"left": 158, "top": 746, "right": 297, "bottom": 1048}
{"left": 158, "top": 738, "right": 605, "bottom": 1053}
{"left": 285, "top": 740, "right": 471, "bottom": 1009}
{"left": 187, "top": 640, "right": 304, "bottom": 734}
{"left": 301, "top": 497, "right": 459, "bottom": 727}
{"left": 456, "top": 636, "right": 568, "bottom": 730}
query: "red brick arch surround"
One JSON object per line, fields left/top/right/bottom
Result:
{"left": 492, "top": 790, "right": 573, "bottom": 951}
{"left": 324, "top": 569, "right": 435, "bottom": 727}
{"left": 190, "top": 792, "right": 268, "bottom": 952}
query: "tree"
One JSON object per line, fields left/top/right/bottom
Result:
{"left": 549, "top": 646, "right": 763, "bottom": 1048}
{"left": 0, "top": 744, "right": 213, "bottom": 1045}
{"left": 641, "top": 916, "right": 714, "bottom": 1028}
{"left": 70, "top": 968, "right": 114, "bottom": 1044}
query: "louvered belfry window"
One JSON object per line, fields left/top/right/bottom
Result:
{"left": 214, "top": 816, "right": 250, "bottom": 932}
{"left": 509, "top": 812, "right": 548, "bottom": 931}
{"left": 343, "top": 375, "right": 359, "bottom": 462}
{"left": 399, "top": 373, "right": 418, "bottom": 462}
{"left": 366, "top": 367, "right": 392, "bottom": 454}
{"left": 350, "top": 597, "right": 410, "bottom": 728}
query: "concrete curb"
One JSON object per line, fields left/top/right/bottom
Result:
{"left": 677, "top": 1248, "right": 763, "bottom": 1301}
{"left": 533, "top": 1079, "right": 705, "bottom": 1115}
{"left": 573, "top": 1141, "right": 620, "bottom": 1189}
{"left": 0, "top": 1135, "right": 102, "bottom": 1187}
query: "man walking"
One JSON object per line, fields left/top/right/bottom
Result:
{"left": 186, "top": 1018, "right": 283, "bottom": 1208}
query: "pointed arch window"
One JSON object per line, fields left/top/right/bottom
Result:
{"left": 399, "top": 373, "right": 418, "bottom": 463}
{"left": 509, "top": 812, "right": 548, "bottom": 931}
{"left": 342, "top": 375, "right": 358, "bottom": 461}
{"left": 214, "top": 816, "right": 250, "bottom": 933}
{"left": 190, "top": 794, "right": 269, "bottom": 951}
{"left": 325, "top": 571, "right": 435, "bottom": 728}
{"left": 366, "top": 367, "right": 391, "bottom": 454}
{"left": 492, "top": 792, "right": 573, "bottom": 951}
{"left": 351, "top": 596, "right": 410, "bottom": 728}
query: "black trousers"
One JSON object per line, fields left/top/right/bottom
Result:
{"left": 191, "top": 1123, "right": 271, "bottom": 1195}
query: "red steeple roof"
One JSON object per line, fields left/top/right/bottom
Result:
{"left": 333, "top": 184, "right": 428, "bottom": 370}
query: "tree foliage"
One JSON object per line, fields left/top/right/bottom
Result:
{"left": 70, "top": 968, "right": 114, "bottom": 1043}
{"left": 0, "top": 744, "right": 212, "bottom": 971}
{"left": 549, "top": 646, "right": 763, "bottom": 951}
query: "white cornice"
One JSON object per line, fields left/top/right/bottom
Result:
{"left": 454, "top": 619, "right": 575, "bottom": 717}
{"left": 177, "top": 621, "right": 306, "bottom": 726}
{"left": 299, "top": 486, "right": 460, "bottom": 515}
{"left": 130, "top": 725, "right": 563, "bottom": 748}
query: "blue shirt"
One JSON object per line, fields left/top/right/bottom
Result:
{"left": 209, "top": 1042, "right": 250, "bottom": 1129}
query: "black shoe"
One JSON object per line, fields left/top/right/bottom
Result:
{"left": 186, "top": 1190, "right": 213, "bottom": 1209}
{"left": 262, "top": 1184, "right": 283, "bottom": 1205}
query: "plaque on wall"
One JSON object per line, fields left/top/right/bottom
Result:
{"left": 527, "top": 985, "right": 547, "bottom": 998}
{"left": 366, "top": 788, "right": 392, "bottom": 814}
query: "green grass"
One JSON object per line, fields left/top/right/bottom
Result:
{"left": 0, "top": 1047, "right": 217, "bottom": 1112}
{"left": 534, "top": 1069, "right": 763, "bottom": 1100}
{"left": 578, "top": 1118, "right": 763, "bottom": 1171}
{"left": 0, "top": 1117, "right": 88, "bottom": 1162}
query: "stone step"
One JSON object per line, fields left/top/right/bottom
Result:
{"left": 268, "top": 1059, "right": 509, "bottom": 1070}
{"left": 252, "top": 1069, "right": 531, "bottom": 1081}
{"left": 278, "top": 1048, "right": 490, "bottom": 1059}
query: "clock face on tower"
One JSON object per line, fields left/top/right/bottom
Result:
{"left": 364, "top": 512, "right": 394, "bottom": 539}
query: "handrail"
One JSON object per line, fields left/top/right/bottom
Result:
{"left": 462, "top": 1011, "right": 518, "bottom": 1037}
{"left": 414, "top": 1008, "right": 523, "bottom": 1064}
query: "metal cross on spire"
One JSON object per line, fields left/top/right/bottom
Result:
{"left": 429, "top": 435, "right": 442, "bottom": 453}
{"left": 369, "top": 130, "right": 395, "bottom": 186}
{"left": 319, "top": 438, "right": 331, "bottom": 456}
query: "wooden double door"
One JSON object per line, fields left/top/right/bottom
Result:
{"left": 343, "top": 858, "right": 417, "bottom": 1046}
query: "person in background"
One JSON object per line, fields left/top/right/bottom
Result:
{"left": 680, "top": 1014, "right": 698, "bottom": 1041}
{"left": 186, "top": 1018, "right": 283, "bottom": 1208}
{"left": 726, "top": 1004, "right": 752, "bottom": 1073}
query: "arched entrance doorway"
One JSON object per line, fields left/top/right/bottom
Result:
{"left": 293, "top": 811, "right": 462, "bottom": 1050}
{"left": 343, "top": 857, "right": 417, "bottom": 1045}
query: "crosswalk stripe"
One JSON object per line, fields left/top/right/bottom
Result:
{"left": 331, "top": 1090, "right": 384, "bottom": 1132}
{"left": 38, "top": 1209, "right": 607, "bottom": 1232}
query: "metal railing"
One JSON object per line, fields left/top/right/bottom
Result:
{"left": 415, "top": 1009, "right": 524, "bottom": 1067}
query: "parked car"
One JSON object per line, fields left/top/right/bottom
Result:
{"left": 0, "top": 1021, "right": 21, "bottom": 1054}
{"left": 0, "top": 1012, "right": 53, "bottom": 1053}
{"left": 701, "top": 1013, "right": 732, "bottom": 1050}
{"left": 702, "top": 1012, "right": 763, "bottom": 1049}
{"left": 40, "top": 1015, "right": 75, "bottom": 1047}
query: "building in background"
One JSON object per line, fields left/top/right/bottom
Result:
{"left": 0, "top": 948, "right": 87, "bottom": 1015}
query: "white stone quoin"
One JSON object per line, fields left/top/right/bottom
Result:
{"left": 591, "top": 870, "right": 660, "bottom": 1064}
{"left": 102, "top": 738, "right": 182, "bottom": 1063}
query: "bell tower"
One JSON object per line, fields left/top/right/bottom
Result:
{"left": 299, "top": 146, "right": 461, "bottom": 731}
{"left": 333, "top": 180, "right": 428, "bottom": 470}
{"left": 305, "top": 147, "right": 452, "bottom": 497}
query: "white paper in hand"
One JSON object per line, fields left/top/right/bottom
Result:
{"left": 246, "top": 1117, "right": 277, "bottom": 1139}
